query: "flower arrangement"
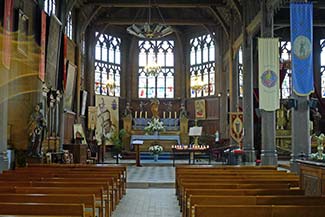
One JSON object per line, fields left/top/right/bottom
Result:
{"left": 148, "top": 144, "right": 163, "bottom": 155}
{"left": 310, "top": 133, "right": 325, "bottom": 161}
{"left": 144, "top": 118, "right": 165, "bottom": 134}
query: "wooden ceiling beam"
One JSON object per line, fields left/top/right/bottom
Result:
{"left": 208, "top": 7, "right": 229, "bottom": 37}
{"left": 84, "top": 0, "right": 225, "bottom": 8}
{"left": 229, "top": 0, "right": 242, "bottom": 21}
{"left": 95, "top": 18, "right": 216, "bottom": 25}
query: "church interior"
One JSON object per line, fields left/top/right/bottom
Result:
{"left": 1, "top": 0, "right": 325, "bottom": 216}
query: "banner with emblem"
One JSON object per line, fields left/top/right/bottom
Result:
{"left": 229, "top": 112, "right": 243, "bottom": 144}
{"left": 290, "top": 2, "right": 314, "bottom": 96}
{"left": 258, "top": 38, "right": 280, "bottom": 111}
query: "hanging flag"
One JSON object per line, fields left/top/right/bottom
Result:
{"left": 258, "top": 38, "right": 280, "bottom": 111}
{"left": 2, "top": 0, "right": 14, "bottom": 69}
{"left": 290, "top": 2, "right": 314, "bottom": 96}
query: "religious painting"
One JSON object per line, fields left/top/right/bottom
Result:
{"left": 88, "top": 106, "right": 97, "bottom": 130}
{"left": 46, "top": 14, "right": 62, "bottom": 89}
{"left": 230, "top": 112, "right": 244, "bottom": 145}
{"left": 95, "top": 95, "right": 119, "bottom": 146}
{"left": 195, "top": 99, "right": 206, "bottom": 119}
{"left": 17, "top": 9, "right": 29, "bottom": 55}
{"left": 73, "top": 124, "right": 87, "bottom": 145}
{"left": 64, "top": 62, "right": 77, "bottom": 111}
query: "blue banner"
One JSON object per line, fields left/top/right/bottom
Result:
{"left": 290, "top": 2, "right": 313, "bottom": 96}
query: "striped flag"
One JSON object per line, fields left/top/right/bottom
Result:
{"left": 258, "top": 38, "right": 280, "bottom": 111}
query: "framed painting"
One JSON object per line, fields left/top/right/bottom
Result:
{"left": 17, "top": 9, "right": 29, "bottom": 55}
{"left": 73, "top": 123, "right": 87, "bottom": 145}
{"left": 64, "top": 62, "right": 77, "bottom": 111}
{"left": 195, "top": 99, "right": 206, "bottom": 119}
{"left": 88, "top": 106, "right": 97, "bottom": 130}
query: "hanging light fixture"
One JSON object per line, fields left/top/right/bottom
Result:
{"left": 126, "top": 0, "right": 173, "bottom": 39}
{"left": 144, "top": 56, "right": 161, "bottom": 77}
{"left": 191, "top": 74, "right": 206, "bottom": 92}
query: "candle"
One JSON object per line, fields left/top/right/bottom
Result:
{"left": 169, "top": 112, "right": 171, "bottom": 118}
{"left": 135, "top": 111, "right": 137, "bottom": 118}
{"left": 174, "top": 111, "right": 177, "bottom": 119}
{"left": 145, "top": 111, "right": 147, "bottom": 118}
{"left": 140, "top": 111, "right": 142, "bottom": 118}
{"left": 163, "top": 112, "right": 166, "bottom": 119}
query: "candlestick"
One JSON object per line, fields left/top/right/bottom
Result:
{"left": 169, "top": 112, "right": 171, "bottom": 118}
{"left": 140, "top": 111, "right": 142, "bottom": 118}
{"left": 174, "top": 111, "right": 177, "bottom": 119}
{"left": 163, "top": 112, "right": 166, "bottom": 119}
{"left": 135, "top": 111, "right": 137, "bottom": 118}
{"left": 145, "top": 111, "right": 147, "bottom": 118}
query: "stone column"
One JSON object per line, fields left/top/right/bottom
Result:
{"left": 0, "top": 66, "right": 9, "bottom": 172}
{"left": 291, "top": 94, "right": 310, "bottom": 171}
{"left": 242, "top": 29, "right": 256, "bottom": 163}
{"left": 260, "top": 0, "right": 277, "bottom": 165}
{"left": 85, "top": 27, "right": 96, "bottom": 106}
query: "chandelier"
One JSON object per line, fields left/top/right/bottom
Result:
{"left": 126, "top": 0, "right": 173, "bottom": 39}
{"left": 191, "top": 74, "right": 206, "bottom": 92}
{"left": 106, "top": 78, "right": 116, "bottom": 91}
{"left": 144, "top": 56, "right": 161, "bottom": 77}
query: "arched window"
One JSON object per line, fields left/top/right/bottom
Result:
{"left": 320, "top": 39, "right": 325, "bottom": 98}
{"left": 280, "top": 41, "right": 292, "bottom": 99}
{"left": 190, "top": 34, "right": 215, "bottom": 98}
{"left": 238, "top": 47, "right": 243, "bottom": 97}
{"left": 44, "top": 0, "right": 56, "bottom": 15}
{"left": 94, "top": 33, "right": 121, "bottom": 97}
{"left": 65, "top": 11, "right": 72, "bottom": 39}
{"left": 138, "top": 40, "right": 175, "bottom": 98}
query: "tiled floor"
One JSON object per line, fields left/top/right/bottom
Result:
{"left": 112, "top": 189, "right": 181, "bottom": 217}
{"left": 111, "top": 166, "right": 181, "bottom": 217}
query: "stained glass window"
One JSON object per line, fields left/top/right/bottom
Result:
{"left": 95, "top": 33, "right": 121, "bottom": 97}
{"left": 44, "top": 0, "right": 56, "bottom": 15}
{"left": 138, "top": 40, "right": 175, "bottom": 98}
{"left": 190, "top": 34, "right": 215, "bottom": 98}
{"left": 320, "top": 39, "right": 325, "bottom": 98}
{"left": 280, "top": 41, "right": 292, "bottom": 99}
{"left": 66, "top": 11, "right": 72, "bottom": 39}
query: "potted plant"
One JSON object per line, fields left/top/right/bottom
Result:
{"left": 110, "top": 129, "right": 127, "bottom": 164}
{"left": 148, "top": 144, "right": 163, "bottom": 161}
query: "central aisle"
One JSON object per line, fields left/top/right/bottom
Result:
{"left": 112, "top": 166, "right": 181, "bottom": 217}
{"left": 112, "top": 189, "right": 181, "bottom": 217}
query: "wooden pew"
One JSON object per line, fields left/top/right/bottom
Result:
{"left": 187, "top": 195, "right": 325, "bottom": 217}
{"left": 181, "top": 188, "right": 305, "bottom": 216}
{"left": 0, "top": 193, "right": 96, "bottom": 217}
{"left": 0, "top": 186, "right": 105, "bottom": 217}
{"left": 193, "top": 205, "right": 325, "bottom": 217}
{"left": 0, "top": 202, "right": 85, "bottom": 217}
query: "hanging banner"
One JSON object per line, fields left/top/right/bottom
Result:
{"left": 258, "top": 38, "right": 280, "bottom": 111}
{"left": 290, "top": 2, "right": 314, "bottom": 96}
{"left": 95, "top": 95, "right": 119, "bottom": 146}
{"left": 229, "top": 112, "right": 243, "bottom": 145}
{"left": 2, "top": 0, "right": 14, "bottom": 69}
{"left": 39, "top": 11, "right": 47, "bottom": 81}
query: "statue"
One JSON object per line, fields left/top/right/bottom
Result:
{"left": 179, "top": 103, "right": 188, "bottom": 118}
{"left": 150, "top": 99, "right": 160, "bottom": 119}
{"left": 276, "top": 105, "right": 287, "bottom": 130}
{"left": 27, "top": 103, "right": 46, "bottom": 157}
{"left": 124, "top": 102, "right": 132, "bottom": 118}
{"left": 311, "top": 134, "right": 325, "bottom": 161}
{"left": 312, "top": 108, "right": 322, "bottom": 134}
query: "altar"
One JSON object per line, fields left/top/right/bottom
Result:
{"left": 130, "top": 134, "right": 180, "bottom": 152}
